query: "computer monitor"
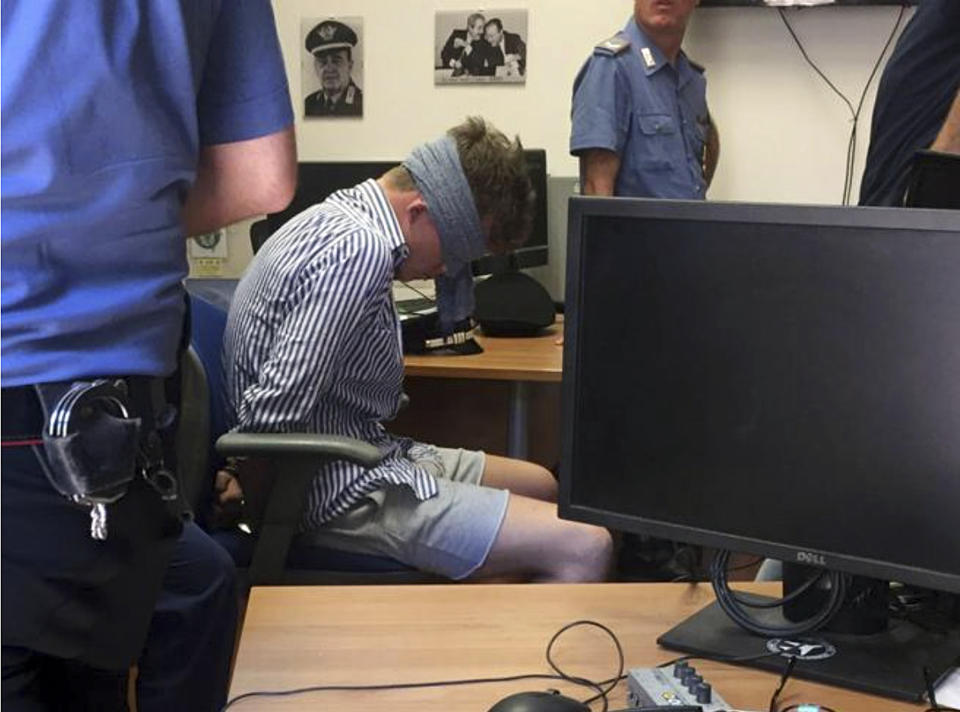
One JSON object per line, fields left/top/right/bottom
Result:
{"left": 264, "top": 150, "right": 549, "bottom": 275}
{"left": 264, "top": 161, "right": 394, "bottom": 238}
{"left": 559, "top": 197, "right": 960, "bottom": 701}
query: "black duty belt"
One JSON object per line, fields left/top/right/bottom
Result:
{"left": 2, "top": 377, "right": 168, "bottom": 441}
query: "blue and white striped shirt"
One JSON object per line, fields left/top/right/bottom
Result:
{"left": 223, "top": 180, "right": 439, "bottom": 528}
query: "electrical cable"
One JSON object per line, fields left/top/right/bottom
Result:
{"left": 711, "top": 550, "right": 849, "bottom": 637}
{"left": 729, "top": 568, "right": 827, "bottom": 610}
{"left": 398, "top": 280, "right": 437, "bottom": 303}
{"left": 777, "top": 5, "right": 907, "bottom": 204}
{"left": 220, "top": 617, "right": 622, "bottom": 711}
{"left": 545, "top": 620, "right": 625, "bottom": 709}
{"left": 219, "top": 605, "right": 942, "bottom": 711}
{"left": 655, "top": 649, "right": 783, "bottom": 669}
{"left": 671, "top": 552, "right": 766, "bottom": 583}
{"left": 769, "top": 656, "right": 797, "bottom": 712}
{"left": 220, "top": 672, "right": 577, "bottom": 711}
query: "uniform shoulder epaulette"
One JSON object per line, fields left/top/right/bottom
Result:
{"left": 594, "top": 32, "right": 631, "bottom": 57}
{"left": 688, "top": 57, "right": 706, "bottom": 74}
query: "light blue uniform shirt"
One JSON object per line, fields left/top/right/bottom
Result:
{"left": 570, "top": 18, "right": 710, "bottom": 199}
{"left": 1, "top": 0, "right": 294, "bottom": 386}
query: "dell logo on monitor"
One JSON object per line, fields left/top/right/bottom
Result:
{"left": 796, "top": 551, "right": 827, "bottom": 566}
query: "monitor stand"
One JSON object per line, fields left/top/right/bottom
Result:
{"left": 657, "top": 591, "right": 960, "bottom": 702}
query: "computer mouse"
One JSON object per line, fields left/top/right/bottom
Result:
{"left": 487, "top": 690, "right": 591, "bottom": 712}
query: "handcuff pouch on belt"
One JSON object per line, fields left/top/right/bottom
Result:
{"left": 36, "top": 379, "right": 178, "bottom": 540}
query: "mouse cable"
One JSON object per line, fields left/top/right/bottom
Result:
{"left": 220, "top": 672, "right": 581, "bottom": 711}
{"left": 220, "top": 617, "right": 621, "bottom": 711}
{"left": 777, "top": 5, "right": 907, "bottom": 205}
{"left": 546, "top": 620, "right": 625, "bottom": 710}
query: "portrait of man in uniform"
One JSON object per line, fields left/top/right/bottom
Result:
{"left": 302, "top": 18, "right": 364, "bottom": 118}
{"left": 434, "top": 9, "right": 528, "bottom": 85}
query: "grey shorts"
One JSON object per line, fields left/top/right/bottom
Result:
{"left": 304, "top": 445, "right": 509, "bottom": 580}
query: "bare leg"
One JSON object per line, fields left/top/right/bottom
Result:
{"left": 481, "top": 454, "right": 556, "bottom": 502}
{"left": 470, "top": 456, "right": 612, "bottom": 582}
{"left": 471, "top": 494, "right": 612, "bottom": 582}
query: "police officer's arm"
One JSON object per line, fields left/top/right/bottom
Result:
{"left": 931, "top": 89, "right": 960, "bottom": 154}
{"left": 580, "top": 149, "right": 621, "bottom": 197}
{"left": 570, "top": 38, "right": 631, "bottom": 197}
{"left": 704, "top": 117, "right": 720, "bottom": 188}
{"left": 183, "top": 0, "right": 296, "bottom": 236}
{"left": 182, "top": 127, "right": 297, "bottom": 237}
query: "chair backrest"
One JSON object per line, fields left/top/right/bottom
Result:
{"left": 187, "top": 291, "right": 232, "bottom": 444}
{"left": 177, "top": 286, "right": 233, "bottom": 523}
{"left": 176, "top": 345, "right": 212, "bottom": 518}
{"left": 249, "top": 218, "right": 272, "bottom": 255}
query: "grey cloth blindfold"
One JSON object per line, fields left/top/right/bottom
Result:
{"left": 403, "top": 136, "right": 486, "bottom": 332}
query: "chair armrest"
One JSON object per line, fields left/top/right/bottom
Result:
{"left": 215, "top": 432, "right": 383, "bottom": 468}
{"left": 214, "top": 432, "right": 384, "bottom": 586}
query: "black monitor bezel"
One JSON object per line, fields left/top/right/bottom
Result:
{"left": 558, "top": 196, "right": 960, "bottom": 594}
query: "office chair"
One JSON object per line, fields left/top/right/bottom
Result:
{"left": 903, "top": 149, "right": 960, "bottom": 209}
{"left": 249, "top": 218, "right": 272, "bottom": 254}
{"left": 177, "top": 289, "right": 442, "bottom": 585}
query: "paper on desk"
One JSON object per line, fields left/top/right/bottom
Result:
{"left": 763, "top": 0, "right": 835, "bottom": 5}
{"left": 936, "top": 667, "right": 960, "bottom": 707}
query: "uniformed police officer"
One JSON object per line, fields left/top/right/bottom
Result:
{"left": 2, "top": 1, "right": 295, "bottom": 709}
{"left": 859, "top": 0, "right": 960, "bottom": 206}
{"left": 570, "top": 0, "right": 719, "bottom": 199}
{"left": 304, "top": 20, "right": 364, "bottom": 117}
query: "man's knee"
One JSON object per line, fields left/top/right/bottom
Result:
{"left": 529, "top": 463, "right": 558, "bottom": 500}
{"left": 566, "top": 524, "right": 614, "bottom": 581}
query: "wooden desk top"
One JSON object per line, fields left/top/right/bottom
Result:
{"left": 230, "top": 582, "right": 923, "bottom": 711}
{"left": 404, "top": 319, "right": 563, "bottom": 382}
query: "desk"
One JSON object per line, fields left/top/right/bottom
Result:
{"left": 229, "top": 582, "right": 923, "bottom": 711}
{"left": 404, "top": 321, "right": 563, "bottom": 459}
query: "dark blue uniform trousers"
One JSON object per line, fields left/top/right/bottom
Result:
{"left": 2, "top": 444, "right": 238, "bottom": 711}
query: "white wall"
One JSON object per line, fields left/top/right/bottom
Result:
{"left": 192, "top": 1, "right": 911, "bottom": 283}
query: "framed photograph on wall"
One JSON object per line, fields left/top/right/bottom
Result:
{"left": 301, "top": 17, "right": 364, "bottom": 117}
{"left": 435, "top": 9, "right": 528, "bottom": 84}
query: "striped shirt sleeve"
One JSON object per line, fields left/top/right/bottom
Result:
{"left": 235, "top": 231, "right": 393, "bottom": 432}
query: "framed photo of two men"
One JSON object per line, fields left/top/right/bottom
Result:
{"left": 302, "top": 17, "right": 364, "bottom": 118}
{"left": 435, "top": 9, "right": 528, "bottom": 85}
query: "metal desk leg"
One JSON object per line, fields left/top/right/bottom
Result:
{"left": 506, "top": 381, "right": 529, "bottom": 460}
